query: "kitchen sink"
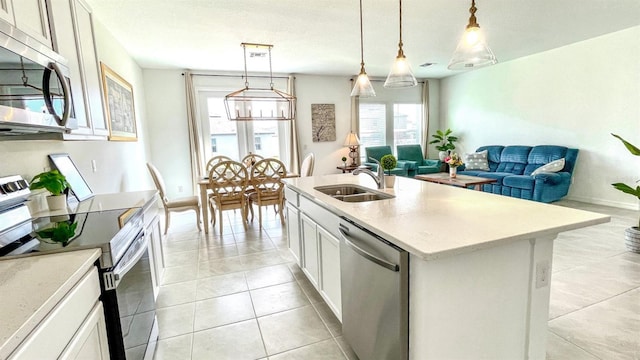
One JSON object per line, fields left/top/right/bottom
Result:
{"left": 313, "top": 184, "right": 394, "bottom": 202}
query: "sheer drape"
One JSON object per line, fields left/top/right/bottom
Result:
{"left": 184, "top": 71, "right": 204, "bottom": 194}
{"left": 288, "top": 75, "right": 301, "bottom": 174}
{"left": 421, "top": 80, "right": 430, "bottom": 158}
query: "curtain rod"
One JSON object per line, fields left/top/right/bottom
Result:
{"left": 182, "top": 72, "right": 290, "bottom": 80}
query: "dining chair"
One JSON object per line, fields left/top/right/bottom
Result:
{"left": 208, "top": 160, "right": 249, "bottom": 233}
{"left": 247, "top": 158, "right": 286, "bottom": 228}
{"left": 242, "top": 153, "right": 264, "bottom": 169}
{"left": 300, "top": 152, "right": 315, "bottom": 177}
{"left": 147, "top": 162, "right": 201, "bottom": 234}
{"left": 205, "top": 155, "right": 232, "bottom": 175}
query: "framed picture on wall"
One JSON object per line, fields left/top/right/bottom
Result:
{"left": 100, "top": 62, "right": 138, "bottom": 141}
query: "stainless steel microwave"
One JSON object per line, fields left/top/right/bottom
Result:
{"left": 0, "top": 24, "right": 78, "bottom": 138}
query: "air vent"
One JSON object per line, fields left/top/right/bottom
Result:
{"left": 419, "top": 62, "right": 435, "bottom": 67}
{"left": 249, "top": 52, "right": 268, "bottom": 58}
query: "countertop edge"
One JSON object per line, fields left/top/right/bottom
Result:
{"left": 0, "top": 248, "right": 101, "bottom": 359}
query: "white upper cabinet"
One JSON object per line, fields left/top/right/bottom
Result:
{"left": 0, "top": 0, "right": 14, "bottom": 25}
{"left": 12, "top": 0, "right": 52, "bottom": 48}
{"left": 49, "top": 0, "right": 108, "bottom": 139}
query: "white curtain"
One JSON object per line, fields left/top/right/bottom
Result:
{"left": 421, "top": 80, "right": 430, "bottom": 158}
{"left": 288, "top": 75, "right": 301, "bottom": 174}
{"left": 184, "top": 71, "right": 204, "bottom": 194}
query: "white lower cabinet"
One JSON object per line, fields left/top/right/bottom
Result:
{"left": 286, "top": 202, "right": 301, "bottom": 264}
{"left": 0, "top": 0, "right": 13, "bottom": 25}
{"left": 318, "top": 226, "right": 341, "bottom": 320}
{"left": 9, "top": 266, "right": 109, "bottom": 359}
{"left": 301, "top": 213, "right": 319, "bottom": 287}
{"left": 286, "top": 186, "right": 342, "bottom": 321}
{"left": 145, "top": 197, "right": 165, "bottom": 298}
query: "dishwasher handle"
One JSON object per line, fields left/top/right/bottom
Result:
{"left": 339, "top": 228, "right": 399, "bottom": 272}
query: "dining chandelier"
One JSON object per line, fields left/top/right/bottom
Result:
{"left": 384, "top": 0, "right": 417, "bottom": 88}
{"left": 448, "top": 0, "right": 497, "bottom": 70}
{"left": 224, "top": 43, "right": 296, "bottom": 121}
{"left": 350, "top": 0, "right": 375, "bottom": 97}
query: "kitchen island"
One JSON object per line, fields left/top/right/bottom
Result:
{"left": 284, "top": 174, "right": 609, "bottom": 359}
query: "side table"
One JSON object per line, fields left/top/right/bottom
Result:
{"left": 336, "top": 165, "right": 371, "bottom": 173}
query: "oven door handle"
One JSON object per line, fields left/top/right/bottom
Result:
{"left": 112, "top": 233, "right": 147, "bottom": 286}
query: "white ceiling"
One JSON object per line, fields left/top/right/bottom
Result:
{"left": 84, "top": 0, "right": 640, "bottom": 79}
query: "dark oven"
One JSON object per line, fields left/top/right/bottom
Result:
{"left": 0, "top": 175, "right": 157, "bottom": 360}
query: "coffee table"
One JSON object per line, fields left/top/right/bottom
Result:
{"left": 415, "top": 173, "right": 497, "bottom": 191}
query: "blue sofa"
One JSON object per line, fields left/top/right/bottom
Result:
{"left": 396, "top": 145, "right": 441, "bottom": 177}
{"left": 458, "top": 145, "right": 578, "bottom": 203}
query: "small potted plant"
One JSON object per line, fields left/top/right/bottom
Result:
{"left": 611, "top": 133, "right": 640, "bottom": 253}
{"left": 380, "top": 154, "right": 398, "bottom": 188}
{"left": 29, "top": 169, "right": 70, "bottom": 211}
{"left": 429, "top": 128, "right": 458, "bottom": 161}
{"left": 341, "top": 156, "right": 348, "bottom": 167}
{"left": 444, "top": 153, "right": 464, "bottom": 178}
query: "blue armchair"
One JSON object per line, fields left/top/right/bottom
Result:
{"left": 363, "top": 146, "right": 408, "bottom": 176}
{"left": 396, "top": 145, "right": 441, "bottom": 177}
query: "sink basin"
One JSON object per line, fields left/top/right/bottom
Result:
{"left": 313, "top": 184, "right": 394, "bottom": 202}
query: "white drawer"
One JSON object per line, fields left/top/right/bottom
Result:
{"left": 9, "top": 267, "right": 101, "bottom": 359}
{"left": 285, "top": 186, "right": 299, "bottom": 207}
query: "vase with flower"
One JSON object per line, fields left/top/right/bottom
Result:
{"left": 445, "top": 153, "right": 464, "bottom": 178}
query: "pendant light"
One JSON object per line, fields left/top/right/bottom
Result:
{"left": 350, "top": 0, "right": 375, "bottom": 97}
{"left": 384, "top": 0, "right": 417, "bottom": 88}
{"left": 448, "top": 0, "right": 497, "bottom": 70}
{"left": 224, "top": 43, "right": 296, "bottom": 121}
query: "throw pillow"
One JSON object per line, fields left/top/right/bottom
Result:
{"left": 465, "top": 150, "right": 490, "bottom": 171}
{"left": 531, "top": 158, "right": 565, "bottom": 176}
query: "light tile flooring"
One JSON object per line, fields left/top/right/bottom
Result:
{"left": 153, "top": 201, "right": 640, "bottom": 360}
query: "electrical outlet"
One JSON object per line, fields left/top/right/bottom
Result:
{"left": 91, "top": 160, "right": 97, "bottom": 173}
{"left": 535, "top": 260, "right": 550, "bottom": 288}
{"left": 178, "top": 185, "right": 183, "bottom": 193}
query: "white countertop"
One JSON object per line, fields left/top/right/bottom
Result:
{"left": 284, "top": 174, "right": 610, "bottom": 260}
{"left": 0, "top": 249, "right": 101, "bottom": 358}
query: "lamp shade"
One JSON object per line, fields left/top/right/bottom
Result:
{"left": 448, "top": 25, "right": 497, "bottom": 70}
{"left": 343, "top": 132, "right": 361, "bottom": 147}
{"left": 384, "top": 53, "right": 418, "bottom": 88}
{"left": 350, "top": 71, "right": 376, "bottom": 97}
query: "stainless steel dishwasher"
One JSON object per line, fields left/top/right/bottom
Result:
{"left": 338, "top": 219, "right": 409, "bottom": 360}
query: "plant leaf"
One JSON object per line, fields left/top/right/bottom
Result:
{"left": 612, "top": 183, "right": 640, "bottom": 199}
{"left": 612, "top": 133, "right": 640, "bottom": 156}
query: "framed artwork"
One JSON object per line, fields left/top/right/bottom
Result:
{"left": 100, "top": 62, "right": 138, "bottom": 141}
{"left": 311, "top": 104, "right": 336, "bottom": 142}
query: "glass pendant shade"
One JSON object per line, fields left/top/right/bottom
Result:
{"left": 384, "top": 52, "right": 418, "bottom": 88}
{"left": 351, "top": 68, "right": 376, "bottom": 97}
{"left": 448, "top": 25, "right": 497, "bottom": 70}
{"left": 448, "top": 0, "right": 497, "bottom": 70}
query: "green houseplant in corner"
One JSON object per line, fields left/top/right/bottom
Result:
{"left": 611, "top": 133, "right": 640, "bottom": 253}
{"left": 30, "top": 169, "right": 70, "bottom": 211}
{"left": 380, "top": 154, "right": 398, "bottom": 188}
{"left": 429, "top": 128, "right": 458, "bottom": 161}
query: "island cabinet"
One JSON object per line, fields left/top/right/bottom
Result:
{"left": 285, "top": 186, "right": 342, "bottom": 320}
{"left": 3, "top": 249, "right": 109, "bottom": 359}
{"left": 283, "top": 174, "right": 610, "bottom": 360}
{"left": 48, "top": 0, "right": 108, "bottom": 139}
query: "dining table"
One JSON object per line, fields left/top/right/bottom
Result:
{"left": 198, "top": 172, "right": 298, "bottom": 234}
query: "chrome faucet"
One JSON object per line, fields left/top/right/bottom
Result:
{"left": 353, "top": 157, "right": 385, "bottom": 189}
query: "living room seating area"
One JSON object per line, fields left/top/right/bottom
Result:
{"left": 459, "top": 145, "right": 578, "bottom": 203}
{"left": 363, "top": 145, "right": 440, "bottom": 178}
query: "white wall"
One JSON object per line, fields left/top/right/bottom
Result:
{"left": 0, "top": 19, "right": 151, "bottom": 196}
{"left": 440, "top": 26, "right": 640, "bottom": 209}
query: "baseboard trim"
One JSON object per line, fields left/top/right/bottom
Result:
{"left": 565, "top": 195, "right": 640, "bottom": 210}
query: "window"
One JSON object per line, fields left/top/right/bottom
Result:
{"left": 211, "top": 138, "right": 217, "bottom": 153}
{"left": 358, "top": 82, "right": 423, "bottom": 160}
{"left": 254, "top": 136, "right": 262, "bottom": 151}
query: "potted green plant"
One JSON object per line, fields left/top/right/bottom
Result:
{"left": 611, "top": 133, "right": 640, "bottom": 253}
{"left": 429, "top": 128, "right": 458, "bottom": 161}
{"left": 341, "top": 156, "right": 348, "bottom": 167}
{"left": 380, "top": 154, "right": 398, "bottom": 188}
{"left": 29, "top": 169, "right": 70, "bottom": 211}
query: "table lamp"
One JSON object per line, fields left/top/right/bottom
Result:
{"left": 343, "top": 132, "right": 361, "bottom": 166}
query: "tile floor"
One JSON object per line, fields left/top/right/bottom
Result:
{"left": 153, "top": 201, "right": 640, "bottom": 360}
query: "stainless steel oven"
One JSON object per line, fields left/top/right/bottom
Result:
{"left": 101, "top": 229, "right": 158, "bottom": 360}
